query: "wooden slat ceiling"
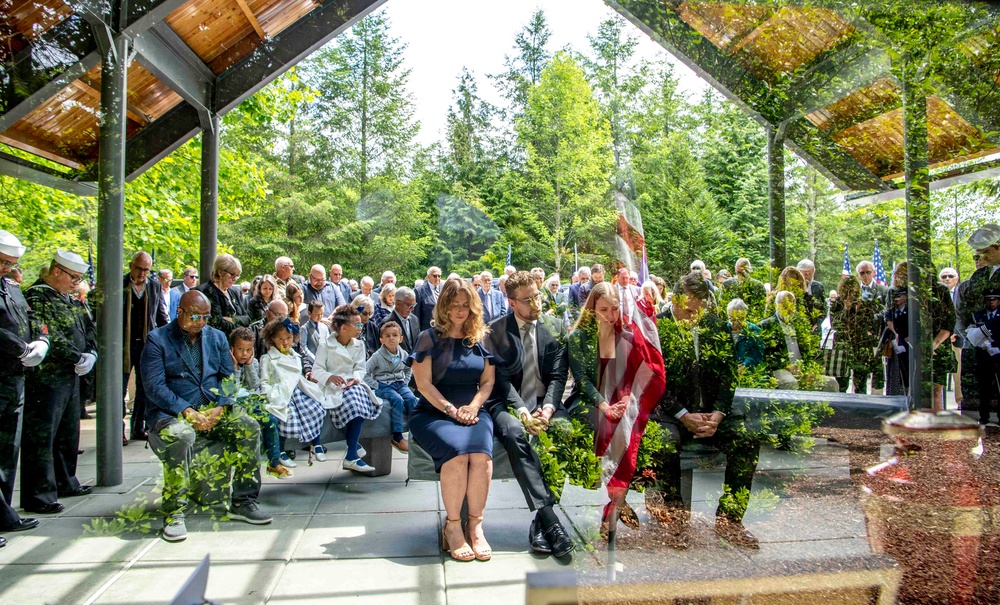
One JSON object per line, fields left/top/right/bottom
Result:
{"left": 675, "top": 1, "right": 1000, "bottom": 183}
{"left": 1, "top": 0, "right": 321, "bottom": 170}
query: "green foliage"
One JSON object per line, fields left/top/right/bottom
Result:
{"left": 533, "top": 415, "right": 602, "bottom": 500}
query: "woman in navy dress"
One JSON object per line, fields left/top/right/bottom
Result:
{"left": 408, "top": 278, "right": 496, "bottom": 562}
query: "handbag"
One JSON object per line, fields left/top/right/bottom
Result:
{"left": 822, "top": 330, "right": 848, "bottom": 377}
{"left": 878, "top": 327, "right": 896, "bottom": 358}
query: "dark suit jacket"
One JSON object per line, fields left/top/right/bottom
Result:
{"left": 486, "top": 313, "right": 568, "bottom": 415}
{"left": 656, "top": 313, "right": 737, "bottom": 418}
{"left": 196, "top": 282, "right": 251, "bottom": 336}
{"left": 569, "top": 281, "right": 592, "bottom": 308}
{"left": 415, "top": 281, "right": 437, "bottom": 332}
{"left": 388, "top": 309, "right": 420, "bottom": 352}
{"left": 123, "top": 274, "right": 169, "bottom": 341}
{"left": 802, "top": 280, "right": 826, "bottom": 328}
{"left": 141, "top": 320, "right": 234, "bottom": 427}
{"left": 331, "top": 280, "right": 352, "bottom": 307}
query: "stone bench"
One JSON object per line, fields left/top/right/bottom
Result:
{"left": 284, "top": 404, "right": 394, "bottom": 476}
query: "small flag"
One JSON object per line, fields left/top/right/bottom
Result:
{"left": 873, "top": 239, "right": 887, "bottom": 286}
{"left": 842, "top": 243, "right": 852, "bottom": 277}
{"left": 86, "top": 244, "right": 95, "bottom": 286}
{"left": 506, "top": 243, "right": 512, "bottom": 268}
{"left": 574, "top": 243, "right": 578, "bottom": 274}
{"left": 639, "top": 245, "right": 649, "bottom": 284}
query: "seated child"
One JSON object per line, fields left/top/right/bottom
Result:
{"left": 365, "top": 321, "right": 418, "bottom": 451}
{"left": 229, "top": 327, "right": 259, "bottom": 394}
{"left": 259, "top": 318, "right": 328, "bottom": 476}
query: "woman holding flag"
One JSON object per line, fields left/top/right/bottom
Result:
{"left": 566, "top": 281, "right": 666, "bottom": 537}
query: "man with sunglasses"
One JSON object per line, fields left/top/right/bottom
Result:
{"left": 21, "top": 250, "right": 97, "bottom": 514}
{"left": 0, "top": 231, "right": 48, "bottom": 544}
{"left": 123, "top": 251, "right": 170, "bottom": 442}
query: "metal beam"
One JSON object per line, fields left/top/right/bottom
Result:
{"left": 122, "top": 0, "right": 192, "bottom": 38}
{"left": 132, "top": 23, "right": 215, "bottom": 126}
{"left": 0, "top": 152, "right": 97, "bottom": 196}
{"left": 846, "top": 160, "right": 1000, "bottom": 205}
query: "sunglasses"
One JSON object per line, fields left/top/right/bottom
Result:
{"left": 187, "top": 313, "right": 209, "bottom": 321}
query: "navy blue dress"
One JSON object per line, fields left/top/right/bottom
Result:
{"left": 406, "top": 329, "right": 495, "bottom": 471}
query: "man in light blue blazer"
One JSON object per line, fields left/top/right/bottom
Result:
{"left": 141, "top": 290, "right": 271, "bottom": 542}
{"left": 478, "top": 270, "right": 507, "bottom": 324}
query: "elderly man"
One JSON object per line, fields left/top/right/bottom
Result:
{"left": 796, "top": 259, "right": 826, "bottom": 330}
{"left": 505, "top": 265, "right": 517, "bottom": 276}
{"left": 158, "top": 269, "right": 173, "bottom": 319}
{"left": 939, "top": 267, "right": 964, "bottom": 404}
{"left": 615, "top": 267, "right": 642, "bottom": 324}
{"left": 415, "top": 266, "right": 443, "bottom": 332}
{"left": 959, "top": 224, "right": 1000, "bottom": 422}
{"left": 390, "top": 286, "right": 420, "bottom": 352}
{"left": 303, "top": 264, "right": 343, "bottom": 319}
{"left": 486, "top": 271, "right": 573, "bottom": 556}
{"left": 358, "top": 276, "right": 375, "bottom": 299}
{"left": 530, "top": 267, "right": 545, "bottom": 289}
{"left": 374, "top": 270, "right": 396, "bottom": 295}
{"left": 479, "top": 271, "right": 506, "bottom": 323}
{"left": 142, "top": 290, "right": 271, "bottom": 541}
{"left": 569, "top": 266, "right": 592, "bottom": 309}
{"left": 273, "top": 256, "right": 295, "bottom": 301}
{"left": 0, "top": 231, "right": 46, "bottom": 540}
{"left": 124, "top": 251, "right": 169, "bottom": 442}
{"left": 328, "top": 264, "right": 352, "bottom": 304}
{"left": 856, "top": 261, "right": 888, "bottom": 305}
{"left": 22, "top": 250, "right": 97, "bottom": 514}
{"left": 169, "top": 267, "right": 198, "bottom": 321}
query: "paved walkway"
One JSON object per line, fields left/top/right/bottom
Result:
{"left": 0, "top": 409, "right": 920, "bottom": 605}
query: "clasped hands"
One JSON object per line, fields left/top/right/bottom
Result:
{"left": 183, "top": 405, "right": 225, "bottom": 432}
{"left": 680, "top": 411, "right": 724, "bottom": 439}
{"left": 445, "top": 403, "right": 479, "bottom": 426}
{"left": 326, "top": 375, "right": 359, "bottom": 389}
{"left": 520, "top": 407, "right": 554, "bottom": 436}
{"left": 598, "top": 398, "right": 629, "bottom": 422}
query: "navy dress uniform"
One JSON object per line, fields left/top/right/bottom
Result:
{"left": 21, "top": 250, "right": 97, "bottom": 513}
{"left": 0, "top": 231, "right": 47, "bottom": 538}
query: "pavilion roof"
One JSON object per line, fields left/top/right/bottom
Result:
{"left": 609, "top": 0, "right": 1000, "bottom": 196}
{"left": 0, "top": 0, "right": 384, "bottom": 195}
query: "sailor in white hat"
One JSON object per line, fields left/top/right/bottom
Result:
{"left": 20, "top": 250, "right": 97, "bottom": 514}
{"left": 0, "top": 230, "right": 48, "bottom": 541}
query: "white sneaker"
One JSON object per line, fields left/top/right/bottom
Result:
{"left": 312, "top": 445, "right": 328, "bottom": 462}
{"left": 342, "top": 458, "right": 376, "bottom": 475}
{"left": 278, "top": 453, "right": 297, "bottom": 468}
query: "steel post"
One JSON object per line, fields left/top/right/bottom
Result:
{"left": 96, "top": 35, "right": 129, "bottom": 486}
{"left": 767, "top": 124, "right": 787, "bottom": 279}
{"left": 200, "top": 114, "right": 220, "bottom": 281}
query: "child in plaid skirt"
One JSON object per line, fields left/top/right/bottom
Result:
{"left": 259, "top": 319, "right": 327, "bottom": 477}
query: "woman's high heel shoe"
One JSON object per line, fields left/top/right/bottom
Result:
{"left": 466, "top": 515, "right": 492, "bottom": 561}
{"left": 442, "top": 518, "right": 475, "bottom": 562}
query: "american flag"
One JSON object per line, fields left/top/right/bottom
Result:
{"left": 872, "top": 239, "right": 887, "bottom": 286}
{"left": 842, "top": 243, "right": 851, "bottom": 276}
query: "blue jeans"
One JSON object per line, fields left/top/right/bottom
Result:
{"left": 376, "top": 381, "right": 418, "bottom": 433}
{"left": 261, "top": 414, "right": 281, "bottom": 466}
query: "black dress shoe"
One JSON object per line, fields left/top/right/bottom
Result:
{"left": 59, "top": 485, "right": 93, "bottom": 498}
{"left": 544, "top": 522, "right": 575, "bottom": 557}
{"left": 2, "top": 518, "right": 39, "bottom": 532}
{"left": 130, "top": 431, "right": 148, "bottom": 441}
{"left": 530, "top": 520, "right": 552, "bottom": 554}
{"left": 24, "top": 502, "right": 64, "bottom": 515}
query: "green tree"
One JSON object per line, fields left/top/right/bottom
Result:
{"left": 516, "top": 52, "right": 616, "bottom": 274}
{"left": 492, "top": 8, "right": 552, "bottom": 118}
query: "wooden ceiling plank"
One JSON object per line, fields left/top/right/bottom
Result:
{"left": 234, "top": 0, "right": 268, "bottom": 40}
{"left": 70, "top": 79, "right": 151, "bottom": 125}
{"left": 0, "top": 132, "right": 85, "bottom": 169}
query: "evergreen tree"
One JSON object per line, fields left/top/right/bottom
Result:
{"left": 492, "top": 9, "right": 552, "bottom": 116}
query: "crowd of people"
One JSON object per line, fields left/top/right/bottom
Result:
{"left": 0, "top": 222, "right": 998, "bottom": 557}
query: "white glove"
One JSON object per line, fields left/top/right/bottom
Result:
{"left": 989, "top": 347, "right": 1000, "bottom": 357}
{"left": 19, "top": 340, "right": 49, "bottom": 367}
{"left": 894, "top": 344, "right": 907, "bottom": 354}
{"left": 966, "top": 326, "right": 991, "bottom": 350}
{"left": 75, "top": 352, "right": 97, "bottom": 376}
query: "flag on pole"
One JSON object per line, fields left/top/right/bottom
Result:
{"left": 873, "top": 239, "right": 887, "bottom": 286}
{"left": 842, "top": 243, "right": 852, "bottom": 276}
{"left": 506, "top": 244, "right": 512, "bottom": 268}
{"left": 574, "top": 243, "right": 578, "bottom": 274}
{"left": 86, "top": 244, "right": 95, "bottom": 286}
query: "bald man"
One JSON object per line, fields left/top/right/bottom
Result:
{"left": 142, "top": 290, "right": 271, "bottom": 541}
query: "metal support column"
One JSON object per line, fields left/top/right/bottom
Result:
{"left": 901, "top": 61, "right": 934, "bottom": 410}
{"left": 767, "top": 124, "right": 787, "bottom": 278}
{"left": 96, "top": 35, "right": 129, "bottom": 486}
{"left": 200, "top": 114, "right": 220, "bottom": 281}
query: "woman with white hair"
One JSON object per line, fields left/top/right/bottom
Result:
{"left": 726, "top": 298, "right": 763, "bottom": 368}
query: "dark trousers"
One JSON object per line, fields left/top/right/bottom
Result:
{"left": 0, "top": 375, "right": 24, "bottom": 527}
{"left": 975, "top": 349, "right": 1000, "bottom": 422}
{"left": 490, "top": 406, "right": 556, "bottom": 512}
{"left": 125, "top": 340, "right": 148, "bottom": 435}
{"left": 21, "top": 373, "right": 82, "bottom": 509}
{"left": 147, "top": 406, "right": 262, "bottom": 515}
{"left": 657, "top": 416, "right": 760, "bottom": 522}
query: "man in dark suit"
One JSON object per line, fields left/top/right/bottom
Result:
{"left": 415, "top": 266, "right": 442, "bottom": 332}
{"left": 796, "top": 258, "right": 826, "bottom": 331}
{"left": 328, "top": 264, "right": 352, "bottom": 307}
{"left": 568, "top": 266, "right": 591, "bottom": 309}
{"left": 654, "top": 272, "right": 760, "bottom": 549}
{"left": 389, "top": 286, "right": 421, "bottom": 352}
{"left": 478, "top": 270, "right": 507, "bottom": 323}
{"left": 856, "top": 261, "right": 888, "bottom": 305}
{"left": 142, "top": 290, "right": 271, "bottom": 542}
{"left": 486, "top": 271, "right": 573, "bottom": 557}
{"left": 123, "top": 251, "right": 169, "bottom": 442}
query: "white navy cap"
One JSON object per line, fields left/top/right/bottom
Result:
{"left": 967, "top": 224, "right": 1000, "bottom": 249}
{"left": 0, "top": 230, "right": 26, "bottom": 258}
{"left": 54, "top": 250, "right": 88, "bottom": 274}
